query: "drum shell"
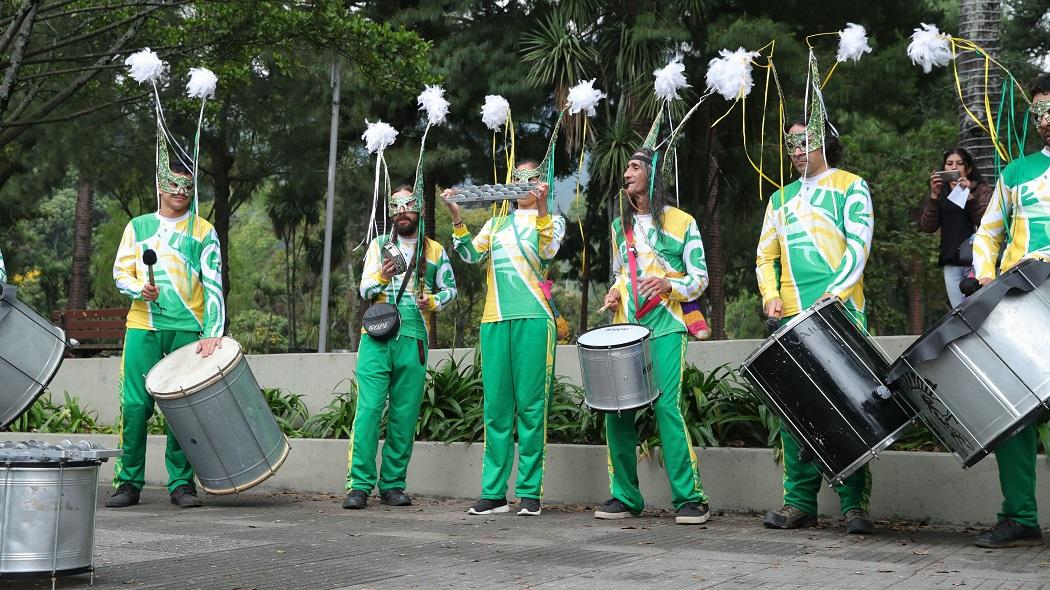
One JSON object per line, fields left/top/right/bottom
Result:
{"left": 0, "top": 462, "right": 99, "bottom": 576}
{"left": 0, "top": 290, "right": 65, "bottom": 429}
{"left": 891, "top": 278, "right": 1050, "bottom": 467}
{"left": 741, "top": 300, "right": 915, "bottom": 484}
{"left": 577, "top": 327, "right": 657, "bottom": 412}
{"left": 150, "top": 352, "right": 290, "bottom": 494}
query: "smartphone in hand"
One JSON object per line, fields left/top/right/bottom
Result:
{"left": 936, "top": 170, "right": 961, "bottom": 183}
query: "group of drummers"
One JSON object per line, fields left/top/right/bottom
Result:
{"left": 3, "top": 68, "right": 1048, "bottom": 553}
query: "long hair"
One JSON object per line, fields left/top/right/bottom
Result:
{"left": 784, "top": 116, "right": 843, "bottom": 167}
{"left": 941, "top": 147, "right": 984, "bottom": 183}
{"left": 621, "top": 148, "right": 674, "bottom": 244}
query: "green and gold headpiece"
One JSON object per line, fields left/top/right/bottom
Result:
{"left": 388, "top": 146, "right": 424, "bottom": 216}
{"left": 156, "top": 128, "right": 194, "bottom": 195}
{"left": 1032, "top": 99, "right": 1050, "bottom": 127}
{"left": 512, "top": 110, "right": 564, "bottom": 185}
{"left": 785, "top": 53, "right": 828, "bottom": 154}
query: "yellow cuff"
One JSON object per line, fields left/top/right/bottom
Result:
{"left": 373, "top": 272, "right": 391, "bottom": 285}
{"left": 535, "top": 214, "right": 552, "bottom": 230}
{"left": 452, "top": 224, "right": 470, "bottom": 238}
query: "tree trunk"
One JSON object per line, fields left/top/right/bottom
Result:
{"left": 908, "top": 258, "right": 925, "bottom": 334}
{"left": 210, "top": 146, "right": 234, "bottom": 309}
{"left": 579, "top": 264, "right": 590, "bottom": 335}
{"left": 702, "top": 131, "right": 726, "bottom": 340}
{"left": 957, "top": 0, "right": 1002, "bottom": 175}
{"left": 68, "top": 174, "right": 92, "bottom": 309}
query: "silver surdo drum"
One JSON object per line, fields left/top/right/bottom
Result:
{"left": 741, "top": 298, "right": 917, "bottom": 485}
{"left": 146, "top": 337, "right": 290, "bottom": 494}
{"left": 0, "top": 439, "right": 121, "bottom": 583}
{"left": 887, "top": 258, "right": 1050, "bottom": 467}
{"left": 0, "top": 285, "right": 66, "bottom": 429}
{"left": 577, "top": 324, "right": 658, "bottom": 412}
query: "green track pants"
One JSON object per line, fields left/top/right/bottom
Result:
{"left": 994, "top": 423, "right": 1039, "bottom": 527}
{"left": 605, "top": 332, "right": 707, "bottom": 512}
{"left": 479, "top": 318, "right": 556, "bottom": 500}
{"left": 346, "top": 334, "right": 428, "bottom": 493}
{"left": 780, "top": 426, "right": 871, "bottom": 516}
{"left": 112, "top": 328, "right": 198, "bottom": 493}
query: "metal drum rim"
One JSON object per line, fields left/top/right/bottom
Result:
{"left": 740, "top": 298, "right": 840, "bottom": 370}
{"left": 197, "top": 437, "right": 291, "bottom": 495}
{"left": 147, "top": 338, "right": 244, "bottom": 399}
{"left": 576, "top": 323, "right": 651, "bottom": 350}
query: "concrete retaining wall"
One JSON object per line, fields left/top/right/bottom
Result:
{"left": 8, "top": 433, "right": 1047, "bottom": 528}
{"left": 46, "top": 336, "right": 918, "bottom": 424}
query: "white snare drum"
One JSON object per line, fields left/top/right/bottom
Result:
{"left": 145, "top": 337, "right": 290, "bottom": 494}
{"left": 576, "top": 324, "right": 657, "bottom": 412}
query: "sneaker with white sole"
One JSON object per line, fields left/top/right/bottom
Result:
{"left": 675, "top": 502, "right": 710, "bottom": 525}
{"left": 517, "top": 498, "right": 541, "bottom": 516}
{"left": 468, "top": 498, "right": 510, "bottom": 515}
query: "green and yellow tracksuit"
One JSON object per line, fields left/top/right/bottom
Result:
{"left": 452, "top": 210, "right": 565, "bottom": 500}
{"left": 346, "top": 235, "right": 457, "bottom": 494}
{"left": 972, "top": 146, "right": 1050, "bottom": 529}
{"left": 756, "top": 168, "right": 875, "bottom": 516}
{"left": 0, "top": 246, "right": 6, "bottom": 283}
{"left": 111, "top": 211, "right": 225, "bottom": 493}
{"left": 606, "top": 206, "right": 709, "bottom": 512}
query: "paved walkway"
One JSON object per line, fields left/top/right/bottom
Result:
{"left": 4, "top": 488, "right": 1050, "bottom": 589}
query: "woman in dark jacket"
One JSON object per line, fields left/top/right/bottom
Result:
{"left": 919, "top": 147, "right": 993, "bottom": 307}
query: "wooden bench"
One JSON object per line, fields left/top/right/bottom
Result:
{"left": 52, "top": 308, "right": 129, "bottom": 357}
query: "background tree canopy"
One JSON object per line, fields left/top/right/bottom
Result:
{"left": 1, "top": 0, "right": 1047, "bottom": 352}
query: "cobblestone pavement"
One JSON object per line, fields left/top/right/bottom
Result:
{"left": 3, "top": 488, "right": 1050, "bottom": 589}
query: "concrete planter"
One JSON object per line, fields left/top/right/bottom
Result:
{"left": 7, "top": 433, "right": 1048, "bottom": 527}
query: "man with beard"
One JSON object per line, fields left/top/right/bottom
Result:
{"left": 342, "top": 185, "right": 457, "bottom": 510}
{"left": 755, "top": 116, "right": 876, "bottom": 535}
{"left": 969, "top": 73, "right": 1050, "bottom": 548}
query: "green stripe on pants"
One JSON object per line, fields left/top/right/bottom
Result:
{"left": 994, "top": 423, "right": 1039, "bottom": 528}
{"left": 604, "top": 332, "right": 708, "bottom": 512}
{"left": 479, "top": 318, "right": 556, "bottom": 500}
{"left": 112, "top": 328, "right": 198, "bottom": 493}
{"left": 346, "top": 334, "right": 428, "bottom": 493}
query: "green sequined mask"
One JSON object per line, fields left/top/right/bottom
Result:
{"left": 158, "top": 167, "right": 193, "bottom": 194}
{"left": 388, "top": 192, "right": 421, "bottom": 216}
{"left": 1032, "top": 100, "right": 1050, "bottom": 127}
{"left": 784, "top": 130, "right": 823, "bottom": 154}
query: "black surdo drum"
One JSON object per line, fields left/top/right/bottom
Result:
{"left": 740, "top": 298, "right": 916, "bottom": 485}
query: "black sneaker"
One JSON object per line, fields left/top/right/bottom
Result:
{"left": 342, "top": 490, "right": 368, "bottom": 510}
{"left": 845, "top": 509, "right": 875, "bottom": 535}
{"left": 380, "top": 488, "right": 411, "bottom": 507}
{"left": 675, "top": 502, "right": 710, "bottom": 525}
{"left": 517, "top": 498, "right": 541, "bottom": 516}
{"left": 974, "top": 519, "right": 1044, "bottom": 548}
{"left": 467, "top": 498, "right": 509, "bottom": 515}
{"left": 594, "top": 498, "right": 638, "bottom": 520}
{"left": 170, "top": 484, "right": 203, "bottom": 508}
{"left": 105, "top": 483, "right": 140, "bottom": 508}
{"left": 763, "top": 505, "right": 817, "bottom": 529}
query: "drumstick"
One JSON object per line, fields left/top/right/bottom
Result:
{"left": 597, "top": 302, "right": 613, "bottom": 314}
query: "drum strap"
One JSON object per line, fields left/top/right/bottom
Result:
{"left": 624, "top": 226, "right": 662, "bottom": 320}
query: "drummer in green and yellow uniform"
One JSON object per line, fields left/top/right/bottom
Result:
{"left": 755, "top": 113, "right": 876, "bottom": 535}
{"left": 597, "top": 117, "right": 711, "bottom": 525}
{"left": 969, "top": 73, "right": 1050, "bottom": 549}
{"left": 106, "top": 155, "right": 226, "bottom": 510}
{"left": 342, "top": 184, "right": 457, "bottom": 510}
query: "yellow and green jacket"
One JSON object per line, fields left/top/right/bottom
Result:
{"left": 756, "top": 168, "right": 873, "bottom": 318}
{"left": 452, "top": 210, "right": 565, "bottom": 323}
{"left": 360, "top": 235, "right": 457, "bottom": 342}
{"left": 974, "top": 147, "right": 1050, "bottom": 279}
{"left": 0, "top": 246, "right": 5, "bottom": 283}
{"left": 610, "top": 206, "right": 708, "bottom": 339}
{"left": 112, "top": 212, "right": 225, "bottom": 338}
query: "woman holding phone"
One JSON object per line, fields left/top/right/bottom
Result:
{"left": 919, "top": 147, "right": 993, "bottom": 307}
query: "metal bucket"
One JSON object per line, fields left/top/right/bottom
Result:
{"left": 887, "top": 258, "right": 1050, "bottom": 467}
{"left": 0, "top": 284, "right": 66, "bottom": 429}
{"left": 146, "top": 337, "right": 290, "bottom": 494}
{"left": 576, "top": 324, "right": 658, "bottom": 412}
{"left": 0, "top": 440, "right": 120, "bottom": 581}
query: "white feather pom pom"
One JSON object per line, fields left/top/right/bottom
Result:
{"left": 907, "top": 23, "right": 953, "bottom": 73}
{"left": 480, "top": 95, "right": 511, "bottom": 130}
{"left": 837, "top": 23, "right": 872, "bottom": 63}
{"left": 124, "top": 48, "right": 166, "bottom": 84}
{"left": 186, "top": 67, "right": 218, "bottom": 99}
{"left": 654, "top": 57, "right": 690, "bottom": 102}
{"left": 417, "top": 85, "right": 450, "bottom": 127}
{"left": 705, "top": 47, "right": 760, "bottom": 101}
{"left": 566, "top": 79, "right": 606, "bottom": 116}
{"left": 362, "top": 120, "right": 398, "bottom": 154}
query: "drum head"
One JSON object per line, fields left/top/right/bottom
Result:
{"left": 577, "top": 323, "right": 650, "bottom": 349}
{"left": 145, "top": 336, "right": 242, "bottom": 398}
